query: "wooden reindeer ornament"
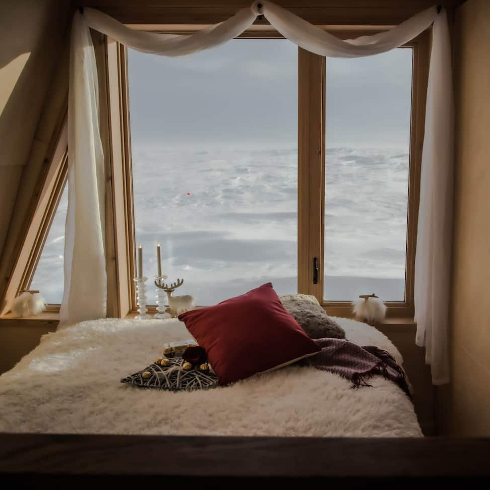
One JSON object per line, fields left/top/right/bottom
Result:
{"left": 154, "top": 278, "right": 195, "bottom": 318}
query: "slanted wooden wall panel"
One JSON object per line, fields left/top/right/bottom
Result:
{"left": 0, "top": 0, "right": 73, "bottom": 311}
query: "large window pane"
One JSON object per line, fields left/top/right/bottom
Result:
{"left": 128, "top": 40, "right": 298, "bottom": 305}
{"left": 324, "top": 49, "right": 412, "bottom": 301}
{"left": 30, "top": 184, "right": 68, "bottom": 304}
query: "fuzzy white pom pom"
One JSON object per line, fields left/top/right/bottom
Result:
{"left": 11, "top": 292, "right": 46, "bottom": 318}
{"left": 352, "top": 295, "right": 386, "bottom": 325}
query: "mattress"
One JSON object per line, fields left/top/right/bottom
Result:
{"left": 0, "top": 317, "right": 422, "bottom": 437}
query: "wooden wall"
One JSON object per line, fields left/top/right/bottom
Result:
{"left": 436, "top": 0, "right": 490, "bottom": 436}
{"left": 0, "top": 0, "right": 71, "bottom": 263}
{"left": 0, "top": 318, "right": 58, "bottom": 376}
{"left": 377, "top": 322, "right": 434, "bottom": 435}
{"left": 0, "top": 0, "right": 72, "bottom": 375}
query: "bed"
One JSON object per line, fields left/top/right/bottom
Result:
{"left": 0, "top": 317, "right": 422, "bottom": 437}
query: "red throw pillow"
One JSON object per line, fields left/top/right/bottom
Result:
{"left": 178, "top": 283, "right": 320, "bottom": 385}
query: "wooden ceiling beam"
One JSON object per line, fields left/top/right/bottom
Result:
{"left": 77, "top": 1, "right": 461, "bottom": 25}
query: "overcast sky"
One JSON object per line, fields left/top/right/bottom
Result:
{"left": 128, "top": 39, "right": 412, "bottom": 150}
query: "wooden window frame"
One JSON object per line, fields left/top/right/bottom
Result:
{"left": 300, "top": 30, "right": 431, "bottom": 318}
{"left": 107, "top": 26, "right": 430, "bottom": 319}
{"left": 0, "top": 121, "right": 67, "bottom": 316}
{"left": 21, "top": 153, "right": 68, "bottom": 311}
{"left": 0, "top": 25, "right": 429, "bottom": 321}
{"left": 117, "top": 29, "right": 298, "bottom": 315}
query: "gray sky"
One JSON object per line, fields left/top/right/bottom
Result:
{"left": 128, "top": 39, "right": 412, "bottom": 150}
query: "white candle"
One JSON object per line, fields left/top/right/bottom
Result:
{"left": 138, "top": 244, "right": 143, "bottom": 279}
{"left": 157, "top": 242, "right": 162, "bottom": 277}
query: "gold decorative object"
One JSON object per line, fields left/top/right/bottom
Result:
{"left": 161, "top": 358, "right": 171, "bottom": 367}
{"left": 199, "top": 363, "right": 209, "bottom": 372}
{"left": 163, "top": 347, "right": 175, "bottom": 357}
{"left": 182, "top": 362, "right": 193, "bottom": 371}
{"left": 142, "top": 371, "right": 151, "bottom": 379}
{"left": 154, "top": 358, "right": 162, "bottom": 364}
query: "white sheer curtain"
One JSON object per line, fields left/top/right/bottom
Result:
{"left": 62, "top": 1, "right": 454, "bottom": 384}
{"left": 414, "top": 13, "right": 454, "bottom": 385}
{"left": 61, "top": 11, "right": 106, "bottom": 327}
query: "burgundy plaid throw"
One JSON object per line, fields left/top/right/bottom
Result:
{"left": 305, "top": 338, "right": 411, "bottom": 397}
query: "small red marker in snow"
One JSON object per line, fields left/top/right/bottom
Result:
{"left": 187, "top": 192, "right": 190, "bottom": 196}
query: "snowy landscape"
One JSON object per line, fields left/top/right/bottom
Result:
{"left": 32, "top": 145, "right": 408, "bottom": 305}
{"left": 131, "top": 145, "right": 408, "bottom": 304}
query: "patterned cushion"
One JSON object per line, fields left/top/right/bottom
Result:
{"left": 121, "top": 357, "right": 218, "bottom": 391}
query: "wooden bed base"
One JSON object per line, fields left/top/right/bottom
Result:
{"left": 1, "top": 434, "right": 490, "bottom": 487}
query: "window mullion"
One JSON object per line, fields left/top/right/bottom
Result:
{"left": 103, "top": 38, "right": 134, "bottom": 318}
{"left": 298, "top": 48, "right": 325, "bottom": 301}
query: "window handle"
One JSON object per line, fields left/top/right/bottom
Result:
{"left": 313, "top": 257, "right": 319, "bottom": 285}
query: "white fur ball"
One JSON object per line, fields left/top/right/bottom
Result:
{"left": 11, "top": 292, "right": 46, "bottom": 318}
{"left": 352, "top": 297, "right": 386, "bottom": 325}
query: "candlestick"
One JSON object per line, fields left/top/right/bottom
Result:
{"left": 137, "top": 244, "right": 143, "bottom": 279}
{"left": 157, "top": 242, "right": 162, "bottom": 277}
{"left": 134, "top": 276, "right": 150, "bottom": 320}
{"left": 154, "top": 274, "right": 168, "bottom": 319}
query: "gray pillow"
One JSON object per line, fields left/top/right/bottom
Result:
{"left": 280, "top": 294, "right": 345, "bottom": 340}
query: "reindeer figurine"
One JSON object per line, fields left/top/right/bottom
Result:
{"left": 154, "top": 278, "right": 195, "bottom": 318}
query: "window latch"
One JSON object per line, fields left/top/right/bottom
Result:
{"left": 313, "top": 257, "right": 319, "bottom": 284}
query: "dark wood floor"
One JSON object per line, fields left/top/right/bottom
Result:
{"left": 1, "top": 433, "right": 490, "bottom": 487}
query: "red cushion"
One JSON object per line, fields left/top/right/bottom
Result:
{"left": 178, "top": 283, "right": 320, "bottom": 385}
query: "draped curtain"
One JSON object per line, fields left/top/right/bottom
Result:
{"left": 62, "top": 1, "right": 454, "bottom": 384}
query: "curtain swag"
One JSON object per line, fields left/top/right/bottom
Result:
{"left": 62, "top": 1, "right": 454, "bottom": 385}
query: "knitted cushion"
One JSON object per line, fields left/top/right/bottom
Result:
{"left": 279, "top": 294, "right": 345, "bottom": 340}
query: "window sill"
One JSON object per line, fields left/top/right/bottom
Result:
{"left": 0, "top": 310, "right": 414, "bottom": 328}
{"left": 322, "top": 302, "right": 414, "bottom": 324}
{"left": 0, "top": 311, "right": 60, "bottom": 325}
{"left": 125, "top": 308, "right": 415, "bottom": 328}
{"left": 380, "top": 317, "right": 416, "bottom": 326}
{"left": 328, "top": 314, "right": 416, "bottom": 329}
{"left": 125, "top": 308, "right": 158, "bottom": 319}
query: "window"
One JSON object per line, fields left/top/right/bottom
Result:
{"left": 128, "top": 39, "right": 298, "bottom": 305}
{"left": 323, "top": 49, "right": 413, "bottom": 302}
{"left": 0, "top": 25, "right": 429, "bottom": 320}
{"left": 113, "top": 28, "right": 428, "bottom": 318}
{"left": 29, "top": 183, "right": 68, "bottom": 305}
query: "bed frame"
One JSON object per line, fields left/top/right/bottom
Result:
{"left": 1, "top": 434, "right": 489, "bottom": 487}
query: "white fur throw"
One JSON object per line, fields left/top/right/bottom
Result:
{"left": 0, "top": 317, "right": 422, "bottom": 437}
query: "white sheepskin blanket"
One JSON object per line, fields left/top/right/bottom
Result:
{"left": 0, "top": 317, "right": 422, "bottom": 437}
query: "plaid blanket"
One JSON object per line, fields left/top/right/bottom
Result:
{"left": 305, "top": 338, "right": 412, "bottom": 398}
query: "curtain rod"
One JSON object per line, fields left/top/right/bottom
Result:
{"left": 257, "top": 3, "right": 263, "bottom": 21}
